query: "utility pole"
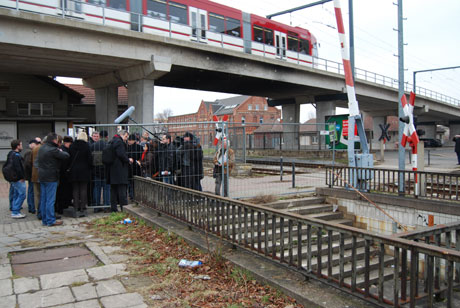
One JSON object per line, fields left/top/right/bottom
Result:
{"left": 413, "top": 66, "right": 460, "bottom": 94}
{"left": 397, "top": 0, "right": 405, "bottom": 195}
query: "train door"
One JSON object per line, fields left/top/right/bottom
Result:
{"left": 189, "top": 7, "right": 207, "bottom": 42}
{"left": 275, "top": 31, "right": 287, "bottom": 59}
{"left": 130, "top": 0, "right": 142, "bottom": 31}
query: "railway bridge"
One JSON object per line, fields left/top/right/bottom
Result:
{"left": 0, "top": 3, "right": 460, "bottom": 142}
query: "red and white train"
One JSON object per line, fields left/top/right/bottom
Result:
{"left": 1, "top": 0, "right": 318, "bottom": 65}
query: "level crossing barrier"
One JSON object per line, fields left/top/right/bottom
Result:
{"left": 134, "top": 176, "right": 460, "bottom": 307}
{"left": 2, "top": 0, "right": 459, "bottom": 107}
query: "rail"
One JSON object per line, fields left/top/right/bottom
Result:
{"left": 326, "top": 166, "right": 460, "bottom": 201}
{"left": 134, "top": 176, "right": 460, "bottom": 307}
{"left": 2, "top": 0, "right": 460, "bottom": 107}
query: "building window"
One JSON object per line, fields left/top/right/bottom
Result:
{"left": 255, "top": 104, "right": 259, "bottom": 111}
{"left": 241, "top": 116, "right": 245, "bottom": 124}
{"left": 248, "top": 104, "right": 252, "bottom": 110}
{"left": 259, "top": 117, "right": 263, "bottom": 124}
{"left": 17, "top": 103, "right": 53, "bottom": 116}
{"left": 264, "top": 105, "right": 268, "bottom": 111}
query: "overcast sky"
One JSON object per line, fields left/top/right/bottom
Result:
{"left": 59, "top": 0, "right": 460, "bottom": 123}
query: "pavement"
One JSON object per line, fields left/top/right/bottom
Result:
{"left": 0, "top": 180, "right": 149, "bottom": 308}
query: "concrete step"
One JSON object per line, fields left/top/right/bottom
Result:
{"left": 344, "top": 266, "right": 395, "bottom": 289}
{"left": 264, "top": 197, "right": 326, "bottom": 210}
{"left": 328, "top": 218, "right": 354, "bottom": 226}
{"left": 285, "top": 204, "right": 333, "bottom": 215}
{"left": 306, "top": 211, "right": 344, "bottom": 221}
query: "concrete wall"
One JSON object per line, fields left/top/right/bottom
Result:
{"left": 317, "top": 188, "right": 460, "bottom": 235}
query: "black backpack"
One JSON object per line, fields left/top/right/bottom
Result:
{"left": 102, "top": 141, "right": 115, "bottom": 165}
{"left": 2, "top": 152, "right": 19, "bottom": 182}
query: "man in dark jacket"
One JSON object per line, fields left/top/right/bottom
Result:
{"left": 158, "top": 134, "right": 175, "bottom": 184}
{"left": 454, "top": 135, "right": 460, "bottom": 165}
{"left": 107, "top": 130, "right": 132, "bottom": 212}
{"left": 56, "top": 136, "right": 73, "bottom": 214}
{"left": 90, "top": 130, "right": 110, "bottom": 209}
{"left": 179, "top": 132, "right": 203, "bottom": 190}
{"left": 126, "top": 134, "right": 143, "bottom": 200}
{"left": 22, "top": 139, "right": 40, "bottom": 214}
{"left": 8, "top": 140, "right": 26, "bottom": 219}
{"left": 38, "top": 133, "right": 70, "bottom": 226}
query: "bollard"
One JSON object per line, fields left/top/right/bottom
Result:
{"left": 292, "top": 162, "right": 295, "bottom": 188}
{"left": 427, "top": 150, "right": 431, "bottom": 166}
{"left": 280, "top": 156, "right": 283, "bottom": 182}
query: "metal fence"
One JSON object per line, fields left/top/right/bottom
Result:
{"left": 3, "top": 0, "right": 459, "bottom": 107}
{"left": 70, "top": 121, "right": 335, "bottom": 208}
{"left": 134, "top": 176, "right": 460, "bottom": 308}
{"left": 326, "top": 166, "right": 460, "bottom": 201}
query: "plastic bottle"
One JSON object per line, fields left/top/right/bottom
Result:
{"left": 178, "top": 259, "right": 202, "bottom": 268}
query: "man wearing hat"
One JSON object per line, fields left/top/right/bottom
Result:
{"left": 126, "top": 133, "right": 143, "bottom": 200}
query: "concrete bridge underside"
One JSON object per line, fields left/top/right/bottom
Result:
{"left": 0, "top": 8, "right": 459, "bottom": 127}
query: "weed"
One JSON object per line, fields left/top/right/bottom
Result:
{"left": 230, "top": 267, "right": 254, "bottom": 285}
{"left": 226, "top": 304, "right": 244, "bottom": 308}
{"left": 71, "top": 281, "right": 87, "bottom": 287}
{"left": 261, "top": 294, "right": 270, "bottom": 303}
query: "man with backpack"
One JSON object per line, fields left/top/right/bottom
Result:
{"left": 4, "top": 140, "right": 27, "bottom": 219}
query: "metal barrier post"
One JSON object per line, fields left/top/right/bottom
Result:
{"left": 16, "top": 0, "right": 19, "bottom": 10}
{"left": 61, "top": 0, "right": 65, "bottom": 18}
{"left": 292, "top": 162, "right": 295, "bottom": 188}
{"left": 242, "top": 125, "right": 246, "bottom": 163}
{"left": 280, "top": 156, "right": 283, "bottom": 182}
{"left": 427, "top": 149, "right": 431, "bottom": 166}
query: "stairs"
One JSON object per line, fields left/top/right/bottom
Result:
{"left": 260, "top": 196, "right": 396, "bottom": 290}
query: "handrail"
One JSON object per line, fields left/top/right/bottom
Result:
{"left": 134, "top": 176, "right": 460, "bottom": 307}
{"left": 4, "top": 0, "right": 460, "bottom": 107}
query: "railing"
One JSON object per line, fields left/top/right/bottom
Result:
{"left": 134, "top": 176, "right": 460, "bottom": 307}
{"left": 326, "top": 166, "right": 460, "bottom": 201}
{"left": 2, "top": 0, "right": 460, "bottom": 107}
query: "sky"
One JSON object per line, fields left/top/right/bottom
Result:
{"left": 59, "top": 0, "right": 460, "bottom": 123}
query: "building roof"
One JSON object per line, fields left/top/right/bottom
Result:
{"left": 65, "top": 84, "right": 128, "bottom": 105}
{"left": 37, "top": 76, "right": 84, "bottom": 100}
{"left": 214, "top": 96, "right": 250, "bottom": 116}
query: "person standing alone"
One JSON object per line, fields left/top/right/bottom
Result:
{"left": 7, "top": 140, "right": 27, "bottom": 219}
{"left": 453, "top": 135, "right": 460, "bottom": 165}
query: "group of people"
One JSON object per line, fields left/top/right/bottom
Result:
{"left": 6, "top": 128, "right": 235, "bottom": 225}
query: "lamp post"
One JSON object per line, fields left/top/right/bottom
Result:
{"left": 413, "top": 66, "right": 460, "bottom": 94}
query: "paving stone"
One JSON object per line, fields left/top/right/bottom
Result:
{"left": 40, "top": 269, "right": 88, "bottom": 290}
{"left": 14, "top": 233, "right": 39, "bottom": 240}
{"left": 0, "top": 236, "right": 17, "bottom": 245}
{"left": 71, "top": 282, "right": 97, "bottom": 301}
{"left": 14, "top": 277, "right": 40, "bottom": 294}
{"left": 108, "top": 254, "right": 129, "bottom": 263}
{"left": 0, "top": 279, "right": 12, "bottom": 296}
{"left": 86, "top": 264, "right": 127, "bottom": 281}
{"left": 100, "top": 293, "right": 145, "bottom": 308}
{"left": 85, "top": 242, "right": 112, "bottom": 265}
{"left": 18, "top": 286, "right": 75, "bottom": 308}
{"left": 95, "top": 279, "right": 126, "bottom": 297}
{"left": 0, "top": 295, "right": 16, "bottom": 308}
{"left": 0, "top": 264, "right": 12, "bottom": 279}
{"left": 100, "top": 246, "right": 121, "bottom": 254}
{"left": 54, "top": 299, "right": 101, "bottom": 308}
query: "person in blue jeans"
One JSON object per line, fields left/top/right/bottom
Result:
{"left": 90, "top": 131, "right": 111, "bottom": 210}
{"left": 22, "top": 139, "right": 40, "bottom": 214}
{"left": 37, "top": 133, "right": 69, "bottom": 226}
{"left": 7, "top": 140, "right": 27, "bottom": 219}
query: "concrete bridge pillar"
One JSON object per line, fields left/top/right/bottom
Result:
{"left": 417, "top": 123, "right": 436, "bottom": 139}
{"left": 128, "top": 79, "right": 155, "bottom": 126}
{"left": 316, "top": 101, "right": 335, "bottom": 150}
{"left": 281, "top": 101, "right": 300, "bottom": 150}
{"left": 95, "top": 85, "right": 118, "bottom": 125}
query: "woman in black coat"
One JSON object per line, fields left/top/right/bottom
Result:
{"left": 68, "top": 132, "right": 93, "bottom": 215}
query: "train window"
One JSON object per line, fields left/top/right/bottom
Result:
{"left": 107, "top": 0, "right": 126, "bottom": 10}
{"left": 226, "top": 17, "right": 241, "bottom": 37}
{"left": 264, "top": 29, "right": 274, "bottom": 46}
{"left": 169, "top": 1, "right": 187, "bottom": 25}
{"left": 288, "top": 35, "right": 299, "bottom": 52}
{"left": 300, "top": 39, "right": 310, "bottom": 55}
{"left": 209, "top": 13, "right": 225, "bottom": 33}
{"left": 147, "top": 0, "right": 167, "bottom": 20}
{"left": 88, "top": 0, "right": 106, "bottom": 5}
{"left": 253, "top": 26, "right": 263, "bottom": 43}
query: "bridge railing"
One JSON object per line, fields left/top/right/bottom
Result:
{"left": 2, "top": 0, "right": 459, "bottom": 107}
{"left": 326, "top": 166, "right": 460, "bottom": 201}
{"left": 134, "top": 176, "right": 460, "bottom": 307}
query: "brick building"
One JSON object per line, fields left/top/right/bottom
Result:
{"left": 167, "top": 96, "right": 281, "bottom": 147}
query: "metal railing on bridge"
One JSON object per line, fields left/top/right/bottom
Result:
{"left": 326, "top": 166, "right": 460, "bottom": 201}
{"left": 2, "top": 0, "right": 459, "bottom": 107}
{"left": 134, "top": 176, "right": 460, "bottom": 308}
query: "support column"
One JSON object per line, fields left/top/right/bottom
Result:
{"left": 316, "top": 101, "right": 336, "bottom": 150}
{"left": 281, "top": 102, "right": 300, "bottom": 150}
{"left": 372, "top": 116, "right": 385, "bottom": 159}
{"left": 417, "top": 123, "right": 436, "bottom": 139}
{"left": 127, "top": 79, "right": 155, "bottom": 131}
{"left": 95, "top": 85, "right": 118, "bottom": 125}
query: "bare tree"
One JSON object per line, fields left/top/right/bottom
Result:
{"left": 156, "top": 108, "right": 173, "bottom": 123}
